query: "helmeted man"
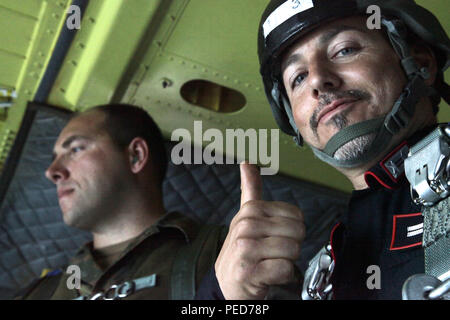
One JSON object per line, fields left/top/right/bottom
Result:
{"left": 196, "top": 0, "right": 449, "bottom": 300}
{"left": 17, "top": 104, "right": 224, "bottom": 300}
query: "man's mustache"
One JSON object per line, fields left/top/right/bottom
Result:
{"left": 310, "top": 90, "right": 371, "bottom": 132}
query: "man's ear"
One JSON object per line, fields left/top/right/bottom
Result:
{"left": 127, "top": 137, "right": 150, "bottom": 174}
{"left": 410, "top": 43, "right": 438, "bottom": 86}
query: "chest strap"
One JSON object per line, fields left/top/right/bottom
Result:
{"left": 170, "top": 224, "right": 224, "bottom": 300}
{"left": 423, "top": 197, "right": 450, "bottom": 280}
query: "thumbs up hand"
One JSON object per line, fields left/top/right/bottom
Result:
{"left": 215, "top": 162, "right": 305, "bottom": 300}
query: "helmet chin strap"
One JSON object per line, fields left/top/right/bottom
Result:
{"left": 293, "top": 18, "right": 438, "bottom": 168}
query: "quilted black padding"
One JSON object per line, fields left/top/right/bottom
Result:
{"left": 0, "top": 105, "right": 349, "bottom": 299}
{"left": 166, "top": 162, "right": 348, "bottom": 274}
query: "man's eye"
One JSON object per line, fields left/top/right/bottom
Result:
{"left": 71, "top": 146, "right": 84, "bottom": 154}
{"left": 335, "top": 47, "right": 357, "bottom": 57}
{"left": 292, "top": 72, "right": 308, "bottom": 88}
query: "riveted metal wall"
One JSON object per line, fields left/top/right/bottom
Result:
{"left": 0, "top": 0, "right": 448, "bottom": 192}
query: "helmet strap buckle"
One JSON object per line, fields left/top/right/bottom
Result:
{"left": 383, "top": 75, "right": 435, "bottom": 135}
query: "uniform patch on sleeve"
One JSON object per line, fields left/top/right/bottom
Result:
{"left": 40, "top": 268, "right": 62, "bottom": 278}
{"left": 390, "top": 212, "right": 423, "bottom": 250}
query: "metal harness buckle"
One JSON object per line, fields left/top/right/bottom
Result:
{"left": 404, "top": 124, "right": 450, "bottom": 207}
{"left": 301, "top": 244, "right": 334, "bottom": 300}
{"left": 402, "top": 274, "right": 450, "bottom": 300}
{"left": 73, "top": 273, "right": 157, "bottom": 300}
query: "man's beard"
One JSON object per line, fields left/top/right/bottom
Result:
{"left": 310, "top": 90, "right": 375, "bottom": 161}
{"left": 334, "top": 135, "right": 376, "bottom": 161}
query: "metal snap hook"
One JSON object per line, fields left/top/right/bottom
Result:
{"left": 103, "top": 285, "right": 119, "bottom": 300}
{"left": 89, "top": 292, "right": 105, "bottom": 300}
{"left": 117, "top": 281, "right": 135, "bottom": 299}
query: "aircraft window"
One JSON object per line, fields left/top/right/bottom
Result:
{"left": 180, "top": 80, "right": 246, "bottom": 113}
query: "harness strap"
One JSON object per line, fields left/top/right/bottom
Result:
{"left": 170, "top": 224, "right": 224, "bottom": 300}
{"left": 16, "top": 270, "right": 63, "bottom": 300}
{"left": 423, "top": 197, "right": 450, "bottom": 281}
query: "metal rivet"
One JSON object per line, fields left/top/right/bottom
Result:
{"left": 161, "top": 78, "right": 173, "bottom": 88}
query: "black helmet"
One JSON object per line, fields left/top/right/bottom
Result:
{"left": 258, "top": 0, "right": 450, "bottom": 167}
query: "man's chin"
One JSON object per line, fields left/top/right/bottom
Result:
{"left": 62, "top": 212, "right": 78, "bottom": 228}
{"left": 62, "top": 210, "right": 88, "bottom": 230}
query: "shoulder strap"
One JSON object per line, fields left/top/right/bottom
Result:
{"left": 170, "top": 224, "right": 224, "bottom": 300}
{"left": 422, "top": 196, "right": 450, "bottom": 280}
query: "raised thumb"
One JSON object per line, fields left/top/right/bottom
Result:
{"left": 240, "top": 162, "right": 262, "bottom": 206}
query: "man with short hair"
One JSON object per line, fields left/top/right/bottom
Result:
{"left": 19, "top": 104, "right": 223, "bottom": 300}
{"left": 197, "top": 0, "right": 449, "bottom": 300}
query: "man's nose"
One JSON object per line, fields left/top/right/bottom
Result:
{"left": 307, "top": 60, "right": 342, "bottom": 98}
{"left": 45, "top": 158, "right": 69, "bottom": 184}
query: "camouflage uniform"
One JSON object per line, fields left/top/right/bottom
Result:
{"left": 18, "top": 212, "right": 225, "bottom": 300}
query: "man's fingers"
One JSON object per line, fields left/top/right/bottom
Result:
{"left": 238, "top": 200, "right": 304, "bottom": 221}
{"left": 252, "top": 259, "right": 297, "bottom": 287}
{"left": 240, "top": 162, "right": 262, "bottom": 206}
{"left": 235, "top": 236, "right": 302, "bottom": 262}
{"left": 232, "top": 216, "right": 305, "bottom": 241}
{"left": 217, "top": 164, "right": 306, "bottom": 300}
